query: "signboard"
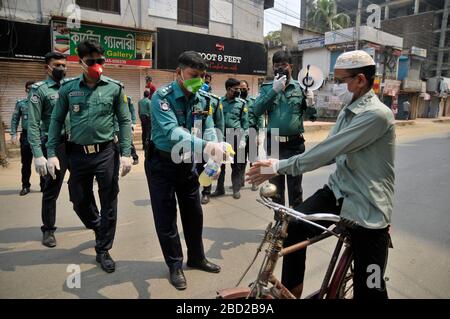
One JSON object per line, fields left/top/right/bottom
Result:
{"left": 411, "top": 46, "right": 427, "bottom": 58}
{"left": 298, "top": 37, "right": 325, "bottom": 50}
{"left": 0, "top": 19, "right": 50, "bottom": 60}
{"left": 156, "top": 28, "right": 267, "bottom": 75}
{"left": 383, "top": 79, "right": 401, "bottom": 96}
{"left": 51, "top": 21, "right": 152, "bottom": 67}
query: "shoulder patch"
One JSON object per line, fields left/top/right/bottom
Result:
{"left": 159, "top": 99, "right": 171, "bottom": 112}
{"left": 30, "top": 94, "right": 40, "bottom": 104}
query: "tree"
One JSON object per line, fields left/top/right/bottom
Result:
{"left": 307, "top": 0, "right": 351, "bottom": 33}
{"left": 264, "top": 30, "right": 282, "bottom": 47}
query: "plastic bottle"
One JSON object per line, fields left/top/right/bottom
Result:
{"left": 199, "top": 143, "right": 235, "bottom": 187}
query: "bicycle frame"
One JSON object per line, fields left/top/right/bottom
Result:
{"left": 217, "top": 188, "right": 354, "bottom": 300}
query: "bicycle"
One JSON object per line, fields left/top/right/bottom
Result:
{"left": 217, "top": 183, "right": 355, "bottom": 299}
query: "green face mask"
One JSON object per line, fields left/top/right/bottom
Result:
{"left": 181, "top": 71, "right": 204, "bottom": 94}
{"left": 183, "top": 77, "right": 204, "bottom": 94}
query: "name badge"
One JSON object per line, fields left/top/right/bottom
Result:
{"left": 72, "top": 105, "right": 80, "bottom": 113}
{"left": 23, "top": 114, "right": 28, "bottom": 120}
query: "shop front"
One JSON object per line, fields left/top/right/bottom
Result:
{"left": 154, "top": 28, "right": 267, "bottom": 97}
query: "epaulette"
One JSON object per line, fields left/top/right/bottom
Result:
{"left": 157, "top": 85, "right": 173, "bottom": 98}
{"left": 104, "top": 76, "right": 124, "bottom": 88}
{"left": 198, "top": 90, "right": 220, "bottom": 102}
{"left": 31, "top": 81, "right": 45, "bottom": 89}
{"left": 60, "top": 77, "right": 78, "bottom": 86}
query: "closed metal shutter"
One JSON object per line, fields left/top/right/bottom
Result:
{"left": 0, "top": 60, "right": 47, "bottom": 132}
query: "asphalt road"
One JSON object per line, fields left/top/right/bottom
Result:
{"left": 0, "top": 131, "right": 449, "bottom": 299}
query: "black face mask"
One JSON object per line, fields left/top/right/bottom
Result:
{"left": 274, "top": 67, "right": 290, "bottom": 80}
{"left": 240, "top": 90, "right": 248, "bottom": 99}
{"left": 51, "top": 67, "right": 66, "bottom": 82}
{"left": 233, "top": 90, "right": 241, "bottom": 98}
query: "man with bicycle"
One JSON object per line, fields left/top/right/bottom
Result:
{"left": 247, "top": 50, "right": 395, "bottom": 299}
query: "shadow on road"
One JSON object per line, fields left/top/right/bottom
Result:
{"left": 0, "top": 226, "right": 85, "bottom": 244}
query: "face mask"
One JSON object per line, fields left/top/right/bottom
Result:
{"left": 240, "top": 90, "right": 248, "bottom": 99}
{"left": 49, "top": 66, "right": 66, "bottom": 82}
{"left": 334, "top": 83, "right": 354, "bottom": 106}
{"left": 232, "top": 90, "right": 241, "bottom": 99}
{"left": 82, "top": 61, "right": 103, "bottom": 81}
{"left": 180, "top": 71, "right": 203, "bottom": 94}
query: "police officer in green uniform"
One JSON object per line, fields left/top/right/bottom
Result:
{"left": 46, "top": 40, "right": 132, "bottom": 273}
{"left": 211, "top": 78, "right": 249, "bottom": 199}
{"left": 146, "top": 51, "right": 225, "bottom": 290}
{"left": 197, "top": 88, "right": 224, "bottom": 205}
{"left": 239, "top": 80, "right": 264, "bottom": 192}
{"left": 11, "top": 81, "right": 36, "bottom": 196}
{"left": 27, "top": 52, "right": 69, "bottom": 248}
{"left": 114, "top": 96, "right": 139, "bottom": 165}
{"left": 138, "top": 90, "right": 152, "bottom": 148}
{"left": 254, "top": 50, "right": 316, "bottom": 207}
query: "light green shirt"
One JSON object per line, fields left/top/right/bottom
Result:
{"left": 277, "top": 90, "right": 396, "bottom": 229}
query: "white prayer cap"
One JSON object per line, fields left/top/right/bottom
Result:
{"left": 334, "top": 50, "right": 375, "bottom": 69}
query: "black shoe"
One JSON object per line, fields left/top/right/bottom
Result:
{"left": 233, "top": 191, "right": 241, "bottom": 200}
{"left": 251, "top": 184, "right": 258, "bottom": 192}
{"left": 170, "top": 268, "right": 187, "bottom": 290}
{"left": 133, "top": 158, "right": 139, "bottom": 165}
{"left": 187, "top": 259, "right": 221, "bottom": 273}
{"left": 201, "top": 194, "right": 210, "bottom": 205}
{"left": 42, "top": 230, "right": 57, "bottom": 248}
{"left": 211, "top": 189, "right": 225, "bottom": 197}
{"left": 20, "top": 187, "right": 30, "bottom": 196}
{"left": 96, "top": 252, "right": 116, "bottom": 273}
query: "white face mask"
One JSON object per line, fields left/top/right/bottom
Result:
{"left": 333, "top": 83, "right": 354, "bottom": 106}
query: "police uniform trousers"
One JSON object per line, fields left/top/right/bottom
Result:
{"left": 145, "top": 151, "right": 205, "bottom": 271}
{"left": 282, "top": 185, "right": 390, "bottom": 299}
{"left": 265, "top": 133, "right": 305, "bottom": 207}
{"left": 19, "top": 129, "right": 33, "bottom": 189}
{"left": 140, "top": 115, "right": 151, "bottom": 149}
{"left": 67, "top": 141, "right": 120, "bottom": 254}
{"left": 41, "top": 136, "right": 69, "bottom": 232}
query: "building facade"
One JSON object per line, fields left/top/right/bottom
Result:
{"left": 0, "top": 0, "right": 273, "bottom": 131}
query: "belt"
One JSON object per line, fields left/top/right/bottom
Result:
{"left": 272, "top": 134, "right": 304, "bottom": 143}
{"left": 70, "top": 141, "right": 113, "bottom": 155}
{"left": 154, "top": 148, "right": 191, "bottom": 162}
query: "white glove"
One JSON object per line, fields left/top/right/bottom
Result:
{"left": 47, "top": 157, "right": 60, "bottom": 180}
{"left": 11, "top": 135, "right": 17, "bottom": 145}
{"left": 261, "top": 158, "right": 280, "bottom": 175}
{"left": 131, "top": 124, "right": 136, "bottom": 132}
{"left": 305, "top": 90, "right": 315, "bottom": 107}
{"left": 120, "top": 156, "right": 133, "bottom": 177}
{"left": 272, "top": 74, "right": 287, "bottom": 93}
{"left": 34, "top": 156, "right": 48, "bottom": 176}
{"left": 114, "top": 135, "right": 119, "bottom": 144}
{"left": 204, "top": 142, "right": 227, "bottom": 163}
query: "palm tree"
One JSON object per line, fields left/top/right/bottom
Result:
{"left": 307, "top": 0, "right": 351, "bottom": 33}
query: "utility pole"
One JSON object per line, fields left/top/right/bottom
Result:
{"left": 436, "top": 0, "right": 449, "bottom": 77}
{"left": 355, "top": 0, "right": 363, "bottom": 50}
{"left": 414, "top": 0, "right": 420, "bottom": 15}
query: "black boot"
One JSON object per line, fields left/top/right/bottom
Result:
{"left": 20, "top": 187, "right": 30, "bottom": 196}
{"left": 187, "top": 258, "right": 221, "bottom": 273}
{"left": 170, "top": 268, "right": 187, "bottom": 290}
{"left": 42, "top": 230, "right": 57, "bottom": 248}
{"left": 201, "top": 194, "right": 210, "bottom": 205}
{"left": 96, "top": 252, "right": 116, "bottom": 273}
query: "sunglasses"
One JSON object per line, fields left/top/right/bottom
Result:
{"left": 83, "top": 57, "right": 106, "bottom": 67}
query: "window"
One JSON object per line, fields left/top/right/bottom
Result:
{"left": 177, "top": 0, "right": 209, "bottom": 28}
{"left": 76, "top": 0, "right": 120, "bottom": 14}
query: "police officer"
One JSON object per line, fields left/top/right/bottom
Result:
{"left": 197, "top": 88, "right": 224, "bottom": 205}
{"left": 239, "top": 80, "right": 264, "bottom": 192}
{"left": 11, "top": 81, "right": 36, "bottom": 196}
{"left": 146, "top": 51, "right": 225, "bottom": 290}
{"left": 211, "top": 78, "right": 249, "bottom": 200}
{"left": 46, "top": 40, "right": 132, "bottom": 273}
{"left": 27, "top": 52, "right": 69, "bottom": 248}
{"left": 253, "top": 50, "right": 316, "bottom": 207}
{"left": 138, "top": 90, "right": 152, "bottom": 148}
{"left": 115, "top": 96, "right": 139, "bottom": 165}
